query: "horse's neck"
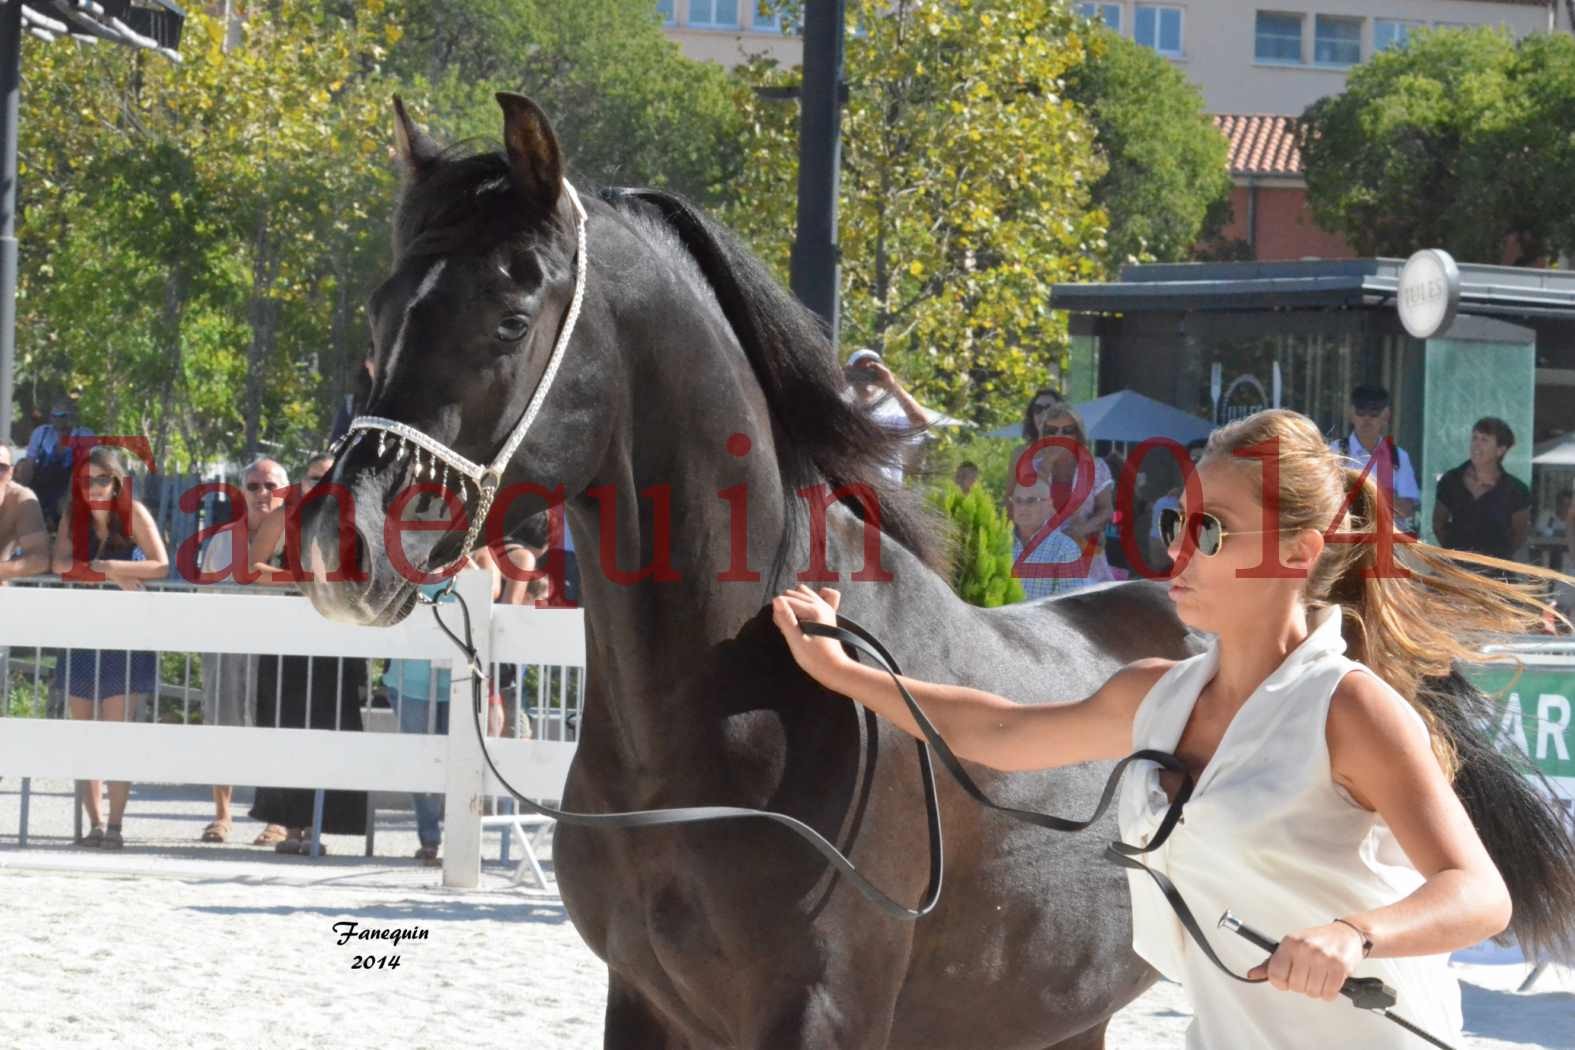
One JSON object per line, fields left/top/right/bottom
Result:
{"left": 566, "top": 415, "right": 952, "bottom": 776}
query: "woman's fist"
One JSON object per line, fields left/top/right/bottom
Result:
{"left": 771, "top": 584, "right": 849, "bottom": 685}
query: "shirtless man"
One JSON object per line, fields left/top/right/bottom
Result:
{"left": 0, "top": 443, "right": 50, "bottom": 581}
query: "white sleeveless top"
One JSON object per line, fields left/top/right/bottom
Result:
{"left": 1117, "top": 603, "right": 1464, "bottom": 1049}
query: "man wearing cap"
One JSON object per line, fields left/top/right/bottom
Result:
{"left": 844, "top": 349, "right": 930, "bottom": 485}
{"left": 16, "top": 395, "right": 95, "bottom": 533}
{"left": 1331, "top": 385, "right": 1419, "bottom": 536}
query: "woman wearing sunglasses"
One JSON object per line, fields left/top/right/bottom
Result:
{"left": 1007, "top": 390, "right": 1116, "bottom": 593}
{"left": 773, "top": 408, "right": 1575, "bottom": 1050}
{"left": 50, "top": 444, "right": 170, "bottom": 849}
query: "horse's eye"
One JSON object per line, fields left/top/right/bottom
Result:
{"left": 495, "top": 315, "right": 531, "bottom": 342}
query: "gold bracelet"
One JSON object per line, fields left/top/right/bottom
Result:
{"left": 1332, "top": 917, "right": 1374, "bottom": 958}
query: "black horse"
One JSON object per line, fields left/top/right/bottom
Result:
{"left": 300, "top": 94, "right": 1200, "bottom": 1049}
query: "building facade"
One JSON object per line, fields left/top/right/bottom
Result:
{"left": 1074, "top": 1, "right": 1559, "bottom": 115}
{"left": 1076, "top": 1, "right": 1566, "bottom": 261}
{"left": 658, "top": 0, "right": 803, "bottom": 67}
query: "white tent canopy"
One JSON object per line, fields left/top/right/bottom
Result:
{"left": 1532, "top": 433, "right": 1575, "bottom": 467}
{"left": 987, "top": 390, "right": 1213, "bottom": 445}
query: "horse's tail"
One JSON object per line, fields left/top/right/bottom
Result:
{"left": 1426, "top": 667, "right": 1575, "bottom": 963}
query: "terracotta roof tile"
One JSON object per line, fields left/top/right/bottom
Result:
{"left": 1214, "top": 114, "right": 1305, "bottom": 177}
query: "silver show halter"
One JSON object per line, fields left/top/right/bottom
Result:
{"left": 329, "top": 178, "right": 590, "bottom": 572}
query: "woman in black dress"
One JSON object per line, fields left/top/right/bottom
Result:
{"left": 247, "top": 453, "right": 367, "bottom": 854}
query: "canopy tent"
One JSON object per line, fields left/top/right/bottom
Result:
{"left": 987, "top": 390, "right": 1213, "bottom": 446}
{"left": 1532, "top": 433, "right": 1575, "bottom": 467}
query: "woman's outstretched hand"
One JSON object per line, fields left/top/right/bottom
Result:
{"left": 772, "top": 584, "right": 851, "bottom": 686}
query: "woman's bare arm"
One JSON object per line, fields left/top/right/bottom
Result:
{"left": 773, "top": 584, "right": 1169, "bottom": 772}
{"left": 1325, "top": 670, "right": 1511, "bottom": 957}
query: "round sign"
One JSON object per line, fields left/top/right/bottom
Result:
{"left": 1397, "top": 249, "right": 1461, "bottom": 339}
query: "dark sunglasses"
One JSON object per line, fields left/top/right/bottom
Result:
{"left": 245, "top": 480, "right": 281, "bottom": 494}
{"left": 1159, "top": 507, "right": 1296, "bottom": 558}
{"left": 1032, "top": 400, "right": 1062, "bottom": 413}
{"left": 1039, "top": 423, "right": 1080, "bottom": 437}
{"left": 84, "top": 473, "right": 115, "bottom": 489}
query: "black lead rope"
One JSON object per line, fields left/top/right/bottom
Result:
{"left": 426, "top": 591, "right": 1456, "bottom": 1049}
{"left": 422, "top": 588, "right": 1182, "bottom": 919}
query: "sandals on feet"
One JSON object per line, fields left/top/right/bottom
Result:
{"left": 200, "top": 821, "right": 232, "bottom": 844}
{"left": 254, "top": 824, "right": 288, "bottom": 847}
{"left": 77, "top": 826, "right": 104, "bottom": 848}
{"left": 101, "top": 827, "right": 125, "bottom": 850}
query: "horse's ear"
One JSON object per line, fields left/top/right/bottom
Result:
{"left": 496, "top": 92, "right": 563, "bottom": 214}
{"left": 392, "top": 96, "right": 441, "bottom": 182}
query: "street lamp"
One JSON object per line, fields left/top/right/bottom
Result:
{"left": 0, "top": 0, "right": 185, "bottom": 445}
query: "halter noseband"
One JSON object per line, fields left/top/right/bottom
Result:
{"left": 328, "top": 179, "right": 590, "bottom": 574}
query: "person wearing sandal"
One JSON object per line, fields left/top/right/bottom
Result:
{"left": 52, "top": 446, "right": 170, "bottom": 850}
{"left": 389, "top": 554, "right": 506, "bottom": 867}
{"left": 197, "top": 458, "right": 290, "bottom": 845}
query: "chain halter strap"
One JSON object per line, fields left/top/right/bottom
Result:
{"left": 329, "top": 179, "right": 591, "bottom": 572}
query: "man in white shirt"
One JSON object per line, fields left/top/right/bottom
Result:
{"left": 1331, "top": 385, "right": 1419, "bottom": 536}
{"left": 844, "top": 349, "right": 929, "bottom": 485}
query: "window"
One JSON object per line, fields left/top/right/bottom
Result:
{"left": 1374, "top": 19, "right": 1423, "bottom": 51}
{"left": 1314, "top": 15, "right": 1362, "bottom": 66}
{"left": 655, "top": 0, "right": 674, "bottom": 24}
{"left": 1134, "top": 5, "right": 1182, "bottom": 56}
{"left": 751, "top": 0, "right": 797, "bottom": 33}
{"left": 1075, "top": 3, "right": 1123, "bottom": 32}
{"left": 1255, "top": 12, "right": 1302, "bottom": 63}
{"left": 688, "top": 0, "right": 739, "bottom": 28}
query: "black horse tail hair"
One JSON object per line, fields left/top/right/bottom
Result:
{"left": 1425, "top": 667, "right": 1575, "bottom": 963}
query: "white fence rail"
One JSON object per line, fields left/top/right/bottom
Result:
{"left": 0, "top": 569, "right": 583, "bottom": 888}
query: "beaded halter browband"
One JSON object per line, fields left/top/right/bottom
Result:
{"left": 327, "top": 178, "right": 590, "bottom": 573}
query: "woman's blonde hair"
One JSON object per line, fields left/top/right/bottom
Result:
{"left": 1206, "top": 409, "right": 1575, "bottom": 958}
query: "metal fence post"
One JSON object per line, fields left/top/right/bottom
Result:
{"left": 440, "top": 567, "right": 491, "bottom": 889}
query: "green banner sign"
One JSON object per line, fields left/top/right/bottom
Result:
{"left": 1466, "top": 664, "right": 1575, "bottom": 781}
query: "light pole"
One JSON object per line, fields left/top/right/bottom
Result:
{"left": 0, "top": 1, "right": 184, "bottom": 446}
{"left": 787, "top": 0, "right": 847, "bottom": 346}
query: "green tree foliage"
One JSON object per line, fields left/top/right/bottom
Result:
{"left": 1064, "top": 27, "right": 1232, "bottom": 266}
{"left": 1300, "top": 27, "right": 1575, "bottom": 265}
{"left": 12, "top": 0, "right": 747, "bottom": 463}
{"left": 18, "top": 1, "right": 399, "bottom": 464}
{"left": 726, "top": 0, "right": 1110, "bottom": 432}
{"left": 929, "top": 481, "right": 1025, "bottom": 607}
{"left": 389, "top": 0, "right": 748, "bottom": 203}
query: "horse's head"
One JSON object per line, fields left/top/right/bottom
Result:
{"left": 300, "top": 94, "right": 609, "bottom": 625}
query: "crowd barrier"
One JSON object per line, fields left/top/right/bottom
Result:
{"left": 0, "top": 569, "right": 584, "bottom": 889}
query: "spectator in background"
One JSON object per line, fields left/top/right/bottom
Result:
{"left": 248, "top": 453, "right": 367, "bottom": 855}
{"left": 954, "top": 460, "right": 980, "bottom": 496}
{"left": 328, "top": 359, "right": 375, "bottom": 446}
{"left": 195, "top": 457, "right": 289, "bottom": 844}
{"left": 50, "top": 445, "right": 170, "bottom": 849}
{"left": 1010, "top": 402, "right": 1115, "bottom": 589}
{"left": 1008, "top": 477, "right": 1087, "bottom": 601}
{"left": 0, "top": 443, "right": 49, "bottom": 581}
{"left": 844, "top": 349, "right": 929, "bottom": 485}
{"left": 1331, "top": 385, "right": 1420, "bottom": 536}
{"left": 1149, "top": 438, "right": 1209, "bottom": 574}
{"left": 1535, "top": 489, "right": 1571, "bottom": 538}
{"left": 1008, "top": 387, "right": 1069, "bottom": 498}
{"left": 16, "top": 395, "right": 94, "bottom": 533}
{"left": 1433, "top": 417, "right": 1532, "bottom": 567}
{"left": 387, "top": 552, "right": 505, "bottom": 866}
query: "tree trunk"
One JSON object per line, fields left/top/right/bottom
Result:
{"left": 245, "top": 210, "right": 281, "bottom": 459}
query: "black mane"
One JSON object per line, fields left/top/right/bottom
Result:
{"left": 600, "top": 187, "right": 952, "bottom": 581}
